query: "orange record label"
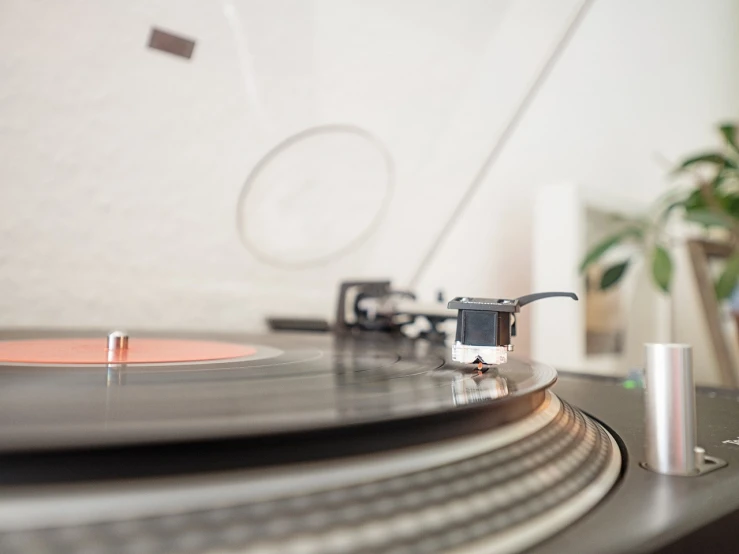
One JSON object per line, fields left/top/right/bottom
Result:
{"left": 0, "top": 338, "right": 257, "bottom": 365}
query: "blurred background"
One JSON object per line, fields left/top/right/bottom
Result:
{"left": 2, "top": 0, "right": 739, "bottom": 384}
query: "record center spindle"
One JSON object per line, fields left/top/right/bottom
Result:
{"left": 107, "top": 331, "right": 129, "bottom": 352}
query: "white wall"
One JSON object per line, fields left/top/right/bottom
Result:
{"left": 0, "top": 0, "right": 518, "bottom": 330}
{"left": 1, "top": 0, "right": 738, "bottom": 371}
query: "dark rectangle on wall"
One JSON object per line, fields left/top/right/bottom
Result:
{"left": 148, "top": 28, "right": 196, "bottom": 59}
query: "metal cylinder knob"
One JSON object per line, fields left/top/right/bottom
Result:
{"left": 644, "top": 343, "right": 697, "bottom": 475}
{"left": 107, "top": 331, "right": 129, "bottom": 352}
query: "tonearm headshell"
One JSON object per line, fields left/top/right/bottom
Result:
{"left": 447, "top": 292, "right": 578, "bottom": 367}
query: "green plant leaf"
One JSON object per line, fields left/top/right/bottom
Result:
{"left": 711, "top": 168, "right": 731, "bottom": 189}
{"left": 725, "top": 194, "right": 739, "bottom": 219}
{"left": 651, "top": 245, "right": 672, "bottom": 293}
{"left": 719, "top": 123, "right": 739, "bottom": 152}
{"left": 600, "top": 260, "right": 630, "bottom": 290}
{"left": 579, "top": 228, "right": 642, "bottom": 273}
{"left": 715, "top": 254, "right": 739, "bottom": 300}
{"left": 660, "top": 198, "right": 691, "bottom": 225}
{"left": 683, "top": 188, "right": 707, "bottom": 211}
{"left": 684, "top": 209, "right": 733, "bottom": 228}
{"left": 678, "top": 152, "right": 738, "bottom": 170}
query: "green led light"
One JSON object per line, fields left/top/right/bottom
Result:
{"left": 623, "top": 380, "right": 637, "bottom": 389}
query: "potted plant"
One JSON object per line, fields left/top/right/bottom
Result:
{"left": 580, "top": 122, "right": 739, "bottom": 300}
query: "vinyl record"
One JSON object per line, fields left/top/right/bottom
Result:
{"left": 0, "top": 330, "right": 556, "bottom": 454}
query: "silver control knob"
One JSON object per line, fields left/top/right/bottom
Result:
{"left": 642, "top": 343, "right": 725, "bottom": 476}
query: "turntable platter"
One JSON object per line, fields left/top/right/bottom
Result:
{"left": 0, "top": 330, "right": 622, "bottom": 554}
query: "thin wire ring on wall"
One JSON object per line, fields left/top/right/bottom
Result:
{"left": 236, "top": 124, "right": 395, "bottom": 270}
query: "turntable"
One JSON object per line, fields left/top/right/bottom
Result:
{"left": 1, "top": 287, "right": 739, "bottom": 553}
